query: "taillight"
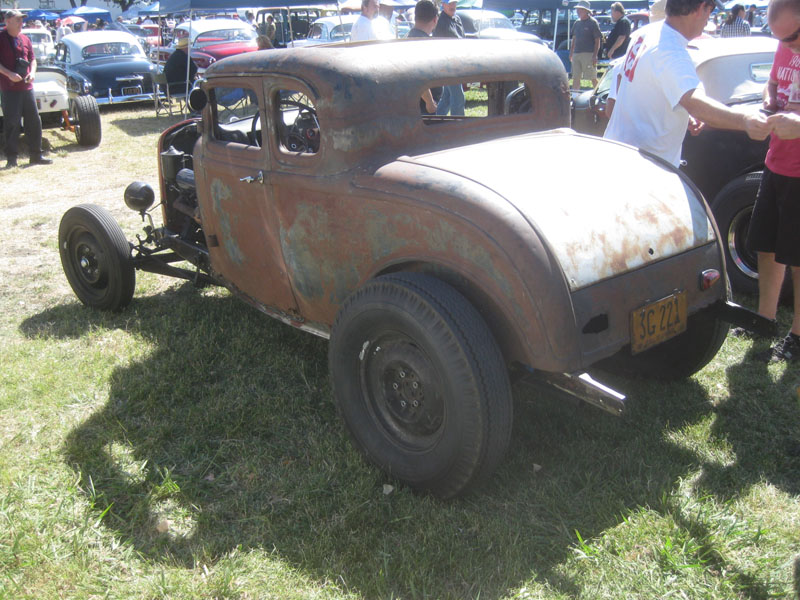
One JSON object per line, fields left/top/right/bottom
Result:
{"left": 699, "top": 269, "right": 721, "bottom": 291}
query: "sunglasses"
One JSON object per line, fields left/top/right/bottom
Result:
{"left": 776, "top": 25, "right": 800, "bottom": 43}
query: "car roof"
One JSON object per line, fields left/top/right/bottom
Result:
{"left": 311, "top": 15, "right": 360, "bottom": 27}
{"left": 457, "top": 9, "right": 510, "bottom": 20}
{"left": 61, "top": 31, "right": 143, "bottom": 49}
{"left": 687, "top": 35, "right": 778, "bottom": 66}
{"left": 176, "top": 18, "right": 254, "bottom": 36}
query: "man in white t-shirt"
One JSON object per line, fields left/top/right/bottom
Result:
{"left": 604, "top": 0, "right": 771, "bottom": 166}
{"left": 350, "top": 0, "right": 394, "bottom": 41}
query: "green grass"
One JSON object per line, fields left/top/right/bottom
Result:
{"left": 1, "top": 106, "right": 799, "bottom": 599}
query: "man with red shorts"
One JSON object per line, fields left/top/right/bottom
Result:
{"left": 747, "top": 0, "right": 800, "bottom": 361}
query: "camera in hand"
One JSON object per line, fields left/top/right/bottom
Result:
{"left": 15, "top": 58, "right": 30, "bottom": 78}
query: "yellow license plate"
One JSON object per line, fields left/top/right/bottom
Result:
{"left": 630, "top": 291, "right": 687, "bottom": 354}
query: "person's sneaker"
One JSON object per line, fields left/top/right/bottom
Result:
{"left": 29, "top": 156, "right": 53, "bottom": 166}
{"left": 756, "top": 332, "right": 800, "bottom": 363}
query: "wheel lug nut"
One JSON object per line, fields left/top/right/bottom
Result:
{"left": 399, "top": 370, "right": 406, "bottom": 378}
{"left": 392, "top": 383, "right": 399, "bottom": 390}
{"left": 400, "top": 400, "right": 406, "bottom": 408}
{"left": 412, "top": 382, "right": 418, "bottom": 389}
{"left": 412, "top": 400, "right": 419, "bottom": 407}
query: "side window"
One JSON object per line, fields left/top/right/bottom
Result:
{"left": 274, "top": 90, "right": 319, "bottom": 155}
{"left": 210, "top": 85, "right": 261, "bottom": 147}
{"left": 422, "top": 80, "right": 531, "bottom": 122}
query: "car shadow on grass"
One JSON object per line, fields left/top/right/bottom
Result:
{"left": 20, "top": 289, "right": 798, "bottom": 599}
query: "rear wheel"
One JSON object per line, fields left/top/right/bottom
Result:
{"left": 598, "top": 306, "right": 729, "bottom": 380}
{"left": 329, "top": 273, "right": 513, "bottom": 499}
{"left": 59, "top": 204, "right": 135, "bottom": 311}
{"left": 70, "top": 95, "right": 101, "bottom": 147}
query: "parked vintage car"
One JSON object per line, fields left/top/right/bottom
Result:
{"left": 156, "top": 19, "right": 258, "bottom": 70}
{"left": 459, "top": 9, "right": 543, "bottom": 43}
{"left": 0, "top": 65, "right": 101, "bottom": 147}
{"left": 59, "top": 40, "right": 772, "bottom": 498}
{"left": 54, "top": 31, "right": 158, "bottom": 109}
{"left": 290, "top": 15, "right": 359, "bottom": 46}
{"left": 22, "top": 27, "right": 56, "bottom": 65}
{"left": 569, "top": 36, "right": 778, "bottom": 295}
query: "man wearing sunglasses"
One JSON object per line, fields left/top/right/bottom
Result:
{"left": 0, "top": 9, "right": 52, "bottom": 168}
{"left": 604, "top": 0, "right": 772, "bottom": 167}
{"left": 745, "top": 0, "right": 800, "bottom": 362}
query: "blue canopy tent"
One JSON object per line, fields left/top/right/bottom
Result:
{"left": 25, "top": 9, "right": 60, "bottom": 21}
{"left": 60, "top": 5, "right": 114, "bottom": 26}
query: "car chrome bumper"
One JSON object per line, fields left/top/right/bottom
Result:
{"left": 94, "top": 91, "right": 157, "bottom": 105}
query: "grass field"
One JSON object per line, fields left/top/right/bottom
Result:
{"left": 1, "top": 105, "right": 799, "bottom": 599}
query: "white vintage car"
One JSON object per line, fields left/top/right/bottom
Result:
{"left": 22, "top": 27, "right": 56, "bottom": 65}
{"left": 0, "top": 66, "right": 100, "bottom": 148}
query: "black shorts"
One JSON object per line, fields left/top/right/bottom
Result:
{"left": 746, "top": 167, "right": 800, "bottom": 267}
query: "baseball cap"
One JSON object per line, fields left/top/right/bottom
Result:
{"left": 574, "top": 0, "right": 591, "bottom": 10}
{"left": 5, "top": 9, "right": 24, "bottom": 18}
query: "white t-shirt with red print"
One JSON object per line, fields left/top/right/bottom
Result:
{"left": 604, "top": 21, "right": 700, "bottom": 167}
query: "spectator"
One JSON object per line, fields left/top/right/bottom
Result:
{"left": 433, "top": 0, "right": 465, "bottom": 115}
{"left": 262, "top": 15, "right": 276, "bottom": 42}
{"left": 746, "top": 3, "right": 757, "bottom": 24}
{"left": 603, "top": 0, "right": 770, "bottom": 167}
{"left": 407, "top": 0, "right": 438, "bottom": 114}
{"left": 56, "top": 19, "right": 72, "bottom": 43}
{"left": 0, "top": 9, "right": 52, "bottom": 167}
{"left": 163, "top": 36, "right": 197, "bottom": 95}
{"left": 95, "top": 19, "right": 106, "bottom": 30}
{"left": 569, "top": 0, "right": 602, "bottom": 90}
{"left": 245, "top": 11, "right": 256, "bottom": 29}
{"left": 350, "top": 0, "right": 394, "bottom": 41}
{"left": 745, "top": 0, "right": 800, "bottom": 362}
{"left": 720, "top": 4, "right": 751, "bottom": 36}
{"left": 605, "top": 2, "right": 631, "bottom": 59}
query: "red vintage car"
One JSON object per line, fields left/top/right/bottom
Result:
{"left": 156, "top": 18, "right": 257, "bottom": 70}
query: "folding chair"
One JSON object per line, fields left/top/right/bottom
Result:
{"left": 154, "top": 71, "right": 187, "bottom": 116}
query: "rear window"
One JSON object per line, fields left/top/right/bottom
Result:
{"left": 193, "top": 28, "right": 257, "bottom": 47}
{"left": 82, "top": 42, "right": 144, "bottom": 59}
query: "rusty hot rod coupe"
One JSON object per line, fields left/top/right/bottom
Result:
{"left": 58, "top": 39, "right": 773, "bottom": 498}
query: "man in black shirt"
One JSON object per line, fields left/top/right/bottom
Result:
{"left": 408, "top": 0, "right": 438, "bottom": 113}
{"left": 605, "top": 2, "right": 631, "bottom": 59}
{"left": 432, "top": 0, "right": 465, "bottom": 115}
{"left": 163, "top": 36, "right": 197, "bottom": 96}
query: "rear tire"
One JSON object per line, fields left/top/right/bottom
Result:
{"left": 329, "top": 273, "right": 513, "bottom": 499}
{"left": 59, "top": 204, "right": 135, "bottom": 311}
{"left": 598, "top": 306, "right": 729, "bottom": 380}
{"left": 70, "top": 95, "right": 101, "bottom": 147}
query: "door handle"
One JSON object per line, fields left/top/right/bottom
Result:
{"left": 239, "top": 170, "right": 264, "bottom": 184}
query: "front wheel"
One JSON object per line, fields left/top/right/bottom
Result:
{"left": 59, "top": 204, "right": 135, "bottom": 311}
{"left": 70, "top": 95, "right": 101, "bottom": 147}
{"left": 329, "top": 273, "right": 513, "bottom": 499}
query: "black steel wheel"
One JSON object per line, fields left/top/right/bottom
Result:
{"left": 329, "top": 273, "right": 513, "bottom": 499}
{"left": 59, "top": 204, "right": 135, "bottom": 311}
{"left": 70, "top": 95, "right": 101, "bottom": 147}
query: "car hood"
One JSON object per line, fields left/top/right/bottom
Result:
{"left": 398, "top": 129, "right": 716, "bottom": 291}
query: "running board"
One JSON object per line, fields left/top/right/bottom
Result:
{"left": 709, "top": 300, "right": 777, "bottom": 338}
{"left": 525, "top": 371, "right": 626, "bottom": 416}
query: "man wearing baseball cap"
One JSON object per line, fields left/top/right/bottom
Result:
{"left": 569, "top": 0, "right": 602, "bottom": 91}
{"left": 0, "top": 9, "right": 51, "bottom": 167}
{"left": 604, "top": 0, "right": 771, "bottom": 167}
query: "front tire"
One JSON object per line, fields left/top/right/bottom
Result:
{"left": 59, "top": 204, "right": 135, "bottom": 311}
{"left": 70, "top": 95, "right": 101, "bottom": 147}
{"left": 329, "top": 273, "right": 513, "bottom": 499}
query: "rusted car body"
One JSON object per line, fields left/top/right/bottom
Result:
{"left": 58, "top": 39, "right": 771, "bottom": 498}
